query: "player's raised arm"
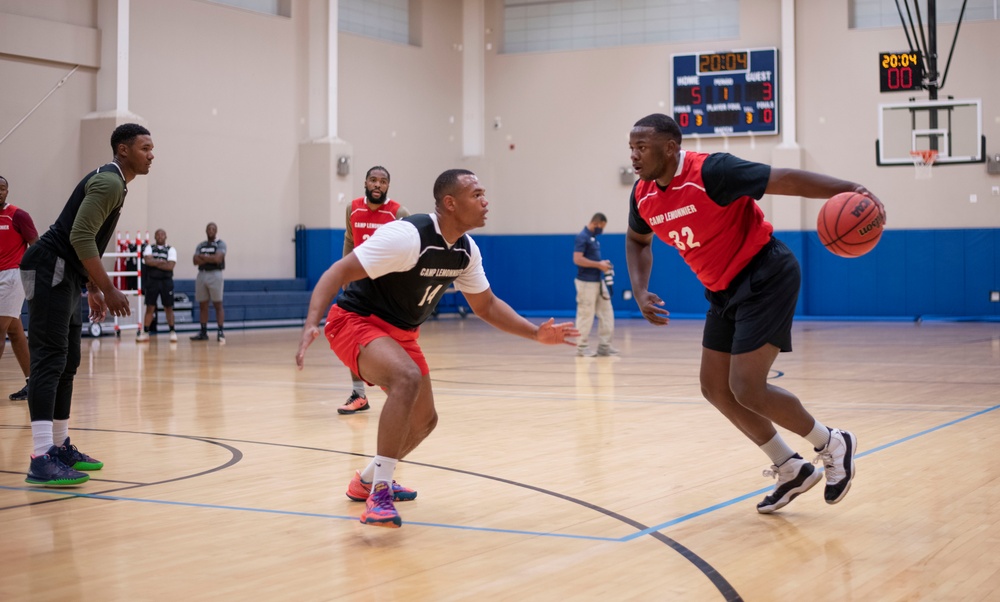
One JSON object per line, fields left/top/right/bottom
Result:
{"left": 462, "top": 288, "right": 578, "bottom": 345}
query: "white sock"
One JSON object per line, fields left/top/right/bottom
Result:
{"left": 805, "top": 420, "right": 831, "bottom": 450}
{"left": 31, "top": 421, "right": 53, "bottom": 456}
{"left": 372, "top": 455, "right": 398, "bottom": 486}
{"left": 759, "top": 433, "right": 796, "bottom": 467}
{"left": 360, "top": 459, "right": 377, "bottom": 483}
{"left": 352, "top": 378, "right": 366, "bottom": 397}
{"left": 53, "top": 419, "right": 70, "bottom": 447}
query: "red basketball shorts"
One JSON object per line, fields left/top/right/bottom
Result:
{"left": 324, "top": 304, "right": 429, "bottom": 385}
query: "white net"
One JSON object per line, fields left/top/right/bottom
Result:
{"left": 910, "top": 150, "right": 938, "bottom": 179}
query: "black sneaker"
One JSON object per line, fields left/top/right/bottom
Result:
{"left": 25, "top": 447, "right": 89, "bottom": 487}
{"left": 9, "top": 382, "right": 28, "bottom": 401}
{"left": 190, "top": 332, "right": 209, "bottom": 341}
{"left": 756, "top": 454, "right": 823, "bottom": 514}
{"left": 55, "top": 437, "right": 104, "bottom": 471}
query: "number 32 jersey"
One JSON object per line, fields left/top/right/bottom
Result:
{"left": 628, "top": 150, "right": 773, "bottom": 292}
{"left": 338, "top": 213, "right": 489, "bottom": 330}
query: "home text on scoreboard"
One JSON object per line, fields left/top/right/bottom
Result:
{"left": 671, "top": 47, "right": 779, "bottom": 137}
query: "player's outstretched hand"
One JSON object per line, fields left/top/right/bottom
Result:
{"left": 535, "top": 318, "right": 579, "bottom": 345}
{"left": 636, "top": 291, "right": 670, "bottom": 326}
{"left": 295, "top": 324, "right": 321, "bottom": 369}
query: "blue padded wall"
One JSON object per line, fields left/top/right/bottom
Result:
{"left": 298, "top": 227, "right": 1000, "bottom": 320}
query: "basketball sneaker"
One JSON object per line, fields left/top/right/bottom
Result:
{"left": 756, "top": 453, "right": 823, "bottom": 514}
{"left": 169, "top": 330, "right": 178, "bottom": 342}
{"left": 360, "top": 481, "right": 402, "bottom": 528}
{"left": 338, "top": 391, "right": 370, "bottom": 415}
{"left": 597, "top": 345, "right": 620, "bottom": 356}
{"left": 25, "top": 448, "right": 90, "bottom": 487}
{"left": 814, "top": 428, "right": 857, "bottom": 504}
{"left": 136, "top": 330, "right": 150, "bottom": 342}
{"left": 8, "top": 380, "right": 28, "bottom": 401}
{"left": 576, "top": 347, "right": 597, "bottom": 357}
{"left": 346, "top": 470, "right": 417, "bottom": 502}
{"left": 55, "top": 437, "right": 104, "bottom": 471}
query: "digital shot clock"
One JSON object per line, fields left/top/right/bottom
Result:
{"left": 879, "top": 51, "right": 925, "bottom": 92}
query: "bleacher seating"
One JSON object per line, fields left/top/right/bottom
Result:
{"left": 172, "top": 278, "right": 312, "bottom": 329}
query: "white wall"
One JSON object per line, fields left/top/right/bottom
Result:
{"left": 1, "top": 0, "right": 997, "bottom": 278}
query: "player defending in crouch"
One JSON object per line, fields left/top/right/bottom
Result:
{"left": 296, "top": 169, "right": 578, "bottom": 528}
{"left": 625, "top": 113, "right": 885, "bottom": 513}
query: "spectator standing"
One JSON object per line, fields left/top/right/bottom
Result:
{"left": 136, "top": 228, "right": 177, "bottom": 342}
{"left": 191, "top": 222, "right": 226, "bottom": 343}
{"left": 0, "top": 175, "right": 39, "bottom": 400}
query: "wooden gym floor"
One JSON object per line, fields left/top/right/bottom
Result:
{"left": 1, "top": 317, "right": 998, "bottom": 601}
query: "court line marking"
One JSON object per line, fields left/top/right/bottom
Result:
{"left": 3, "top": 402, "right": 997, "bottom": 540}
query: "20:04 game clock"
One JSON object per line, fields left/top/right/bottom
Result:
{"left": 671, "top": 47, "right": 779, "bottom": 137}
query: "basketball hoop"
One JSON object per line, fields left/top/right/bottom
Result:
{"left": 909, "top": 149, "right": 938, "bottom": 179}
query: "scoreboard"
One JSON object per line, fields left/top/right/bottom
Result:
{"left": 671, "top": 48, "right": 779, "bottom": 137}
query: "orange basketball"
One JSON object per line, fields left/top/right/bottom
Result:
{"left": 817, "top": 192, "right": 885, "bottom": 257}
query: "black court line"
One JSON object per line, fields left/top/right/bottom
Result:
{"left": 1, "top": 426, "right": 742, "bottom": 601}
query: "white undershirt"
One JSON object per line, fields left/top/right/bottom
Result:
{"left": 352, "top": 214, "right": 490, "bottom": 294}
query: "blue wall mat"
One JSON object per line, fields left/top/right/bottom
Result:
{"left": 298, "top": 227, "right": 1000, "bottom": 319}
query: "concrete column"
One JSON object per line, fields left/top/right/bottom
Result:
{"left": 769, "top": 0, "right": 805, "bottom": 233}
{"left": 298, "top": 0, "right": 353, "bottom": 229}
{"left": 462, "top": 0, "right": 485, "bottom": 157}
{"left": 83, "top": 0, "right": 149, "bottom": 240}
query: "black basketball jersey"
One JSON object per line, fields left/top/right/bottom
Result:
{"left": 337, "top": 214, "right": 474, "bottom": 330}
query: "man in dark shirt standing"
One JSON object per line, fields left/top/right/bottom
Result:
{"left": 191, "top": 222, "right": 226, "bottom": 343}
{"left": 573, "top": 212, "right": 617, "bottom": 357}
{"left": 136, "top": 228, "right": 178, "bottom": 342}
{"left": 20, "top": 123, "right": 152, "bottom": 486}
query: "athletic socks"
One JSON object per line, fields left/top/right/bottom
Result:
{"left": 805, "top": 420, "right": 832, "bottom": 450}
{"left": 31, "top": 421, "right": 54, "bottom": 456}
{"left": 759, "top": 433, "right": 797, "bottom": 467}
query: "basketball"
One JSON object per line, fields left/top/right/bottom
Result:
{"left": 817, "top": 192, "right": 885, "bottom": 258}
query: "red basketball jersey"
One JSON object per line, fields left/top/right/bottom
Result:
{"left": 632, "top": 151, "right": 772, "bottom": 291}
{"left": 0, "top": 203, "right": 36, "bottom": 271}
{"left": 349, "top": 198, "right": 403, "bottom": 247}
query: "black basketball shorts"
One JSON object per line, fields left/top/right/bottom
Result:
{"left": 702, "top": 237, "right": 800, "bottom": 355}
{"left": 144, "top": 278, "right": 174, "bottom": 308}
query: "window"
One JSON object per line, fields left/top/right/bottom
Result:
{"left": 849, "top": 0, "right": 998, "bottom": 29}
{"left": 202, "top": 0, "right": 290, "bottom": 18}
{"left": 339, "top": 0, "right": 410, "bottom": 45}
{"left": 503, "top": 0, "right": 740, "bottom": 54}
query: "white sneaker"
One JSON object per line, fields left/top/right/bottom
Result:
{"left": 597, "top": 345, "right": 620, "bottom": 356}
{"left": 757, "top": 454, "right": 823, "bottom": 514}
{"left": 814, "top": 428, "right": 857, "bottom": 504}
{"left": 168, "top": 331, "right": 178, "bottom": 342}
{"left": 135, "top": 331, "right": 150, "bottom": 342}
{"left": 576, "top": 347, "right": 597, "bottom": 357}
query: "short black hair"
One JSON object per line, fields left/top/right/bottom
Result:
{"left": 366, "top": 165, "right": 390, "bottom": 181}
{"left": 433, "top": 169, "right": 475, "bottom": 206}
{"left": 110, "top": 123, "right": 151, "bottom": 154}
{"left": 0, "top": 175, "right": 7, "bottom": 186}
{"left": 591, "top": 212, "right": 607, "bottom": 223}
{"left": 634, "top": 113, "right": 682, "bottom": 145}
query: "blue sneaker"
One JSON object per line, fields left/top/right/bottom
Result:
{"left": 55, "top": 437, "right": 104, "bottom": 471}
{"left": 26, "top": 448, "right": 90, "bottom": 487}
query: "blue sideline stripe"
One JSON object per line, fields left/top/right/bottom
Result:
{"left": 6, "top": 403, "right": 997, "bottom": 541}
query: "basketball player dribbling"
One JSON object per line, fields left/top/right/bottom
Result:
{"left": 625, "top": 113, "right": 886, "bottom": 513}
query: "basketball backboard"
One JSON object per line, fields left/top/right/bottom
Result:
{"left": 876, "top": 98, "right": 984, "bottom": 165}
